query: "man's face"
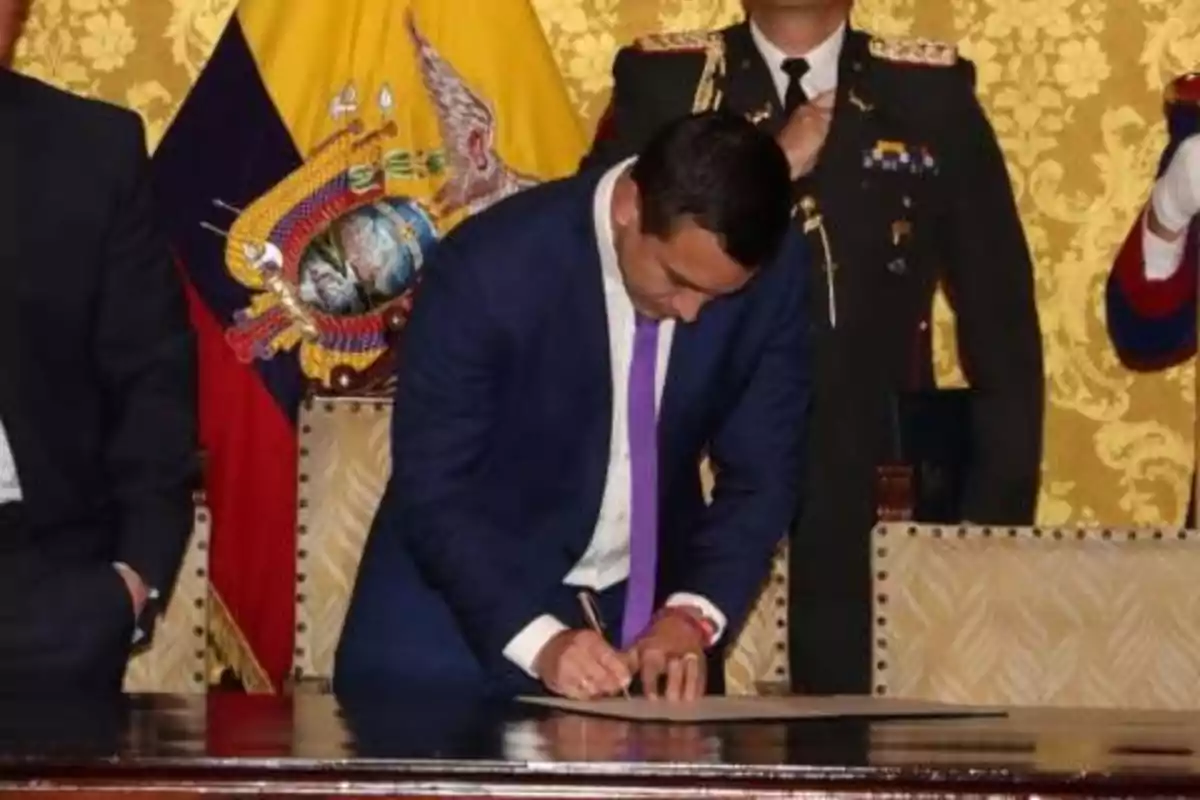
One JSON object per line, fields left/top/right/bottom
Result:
{"left": 612, "top": 179, "right": 755, "bottom": 323}
{"left": 0, "top": 0, "right": 28, "bottom": 65}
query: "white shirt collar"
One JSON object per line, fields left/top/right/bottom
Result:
{"left": 593, "top": 157, "right": 635, "bottom": 289}
{"left": 748, "top": 17, "right": 846, "bottom": 104}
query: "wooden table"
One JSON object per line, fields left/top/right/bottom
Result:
{"left": 2, "top": 691, "right": 1200, "bottom": 797}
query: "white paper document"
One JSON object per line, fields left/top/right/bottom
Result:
{"left": 518, "top": 694, "right": 1003, "bottom": 723}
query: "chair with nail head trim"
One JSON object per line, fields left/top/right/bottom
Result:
{"left": 872, "top": 522, "right": 1200, "bottom": 709}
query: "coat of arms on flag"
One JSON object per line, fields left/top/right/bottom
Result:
{"left": 213, "top": 13, "right": 539, "bottom": 393}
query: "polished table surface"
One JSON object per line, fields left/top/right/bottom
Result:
{"left": 4, "top": 691, "right": 1200, "bottom": 797}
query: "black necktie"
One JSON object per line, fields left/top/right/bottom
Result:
{"left": 782, "top": 57, "right": 810, "bottom": 115}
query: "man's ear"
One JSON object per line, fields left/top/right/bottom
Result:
{"left": 612, "top": 175, "right": 641, "bottom": 230}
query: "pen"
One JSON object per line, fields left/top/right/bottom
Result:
{"left": 577, "top": 590, "right": 631, "bottom": 699}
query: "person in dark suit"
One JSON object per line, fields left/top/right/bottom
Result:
{"left": 0, "top": 0, "right": 199, "bottom": 690}
{"left": 583, "top": 0, "right": 1044, "bottom": 695}
{"left": 335, "top": 112, "right": 810, "bottom": 702}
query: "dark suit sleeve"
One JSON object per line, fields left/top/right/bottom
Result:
{"left": 93, "top": 112, "right": 199, "bottom": 593}
{"left": 936, "top": 61, "right": 1044, "bottom": 524}
{"left": 384, "top": 243, "right": 547, "bottom": 664}
{"left": 674, "top": 233, "right": 811, "bottom": 641}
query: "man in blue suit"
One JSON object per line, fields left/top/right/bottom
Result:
{"left": 335, "top": 112, "right": 810, "bottom": 702}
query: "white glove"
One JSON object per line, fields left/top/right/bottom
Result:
{"left": 1151, "top": 134, "right": 1200, "bottom": 234}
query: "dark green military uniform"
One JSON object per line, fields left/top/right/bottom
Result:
{"left": 582, "top": 21, "right": 1044, "bottom": 694}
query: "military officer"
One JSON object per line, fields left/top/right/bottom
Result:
{"left": 1106, "top": 73, "right": 1199, "bottom": 374}
{"left": 582, "top": 0, "right": 1044, "bottom": 695}
{"left": 1105, "top": 73, "right": 1199, "bottom": 524}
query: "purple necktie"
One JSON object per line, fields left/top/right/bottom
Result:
{"left": 621, "top": 314, "right": 660, "bottom": 648}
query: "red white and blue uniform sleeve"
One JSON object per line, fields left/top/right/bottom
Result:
{"left": 1106, "top": 73, "right": 1200, "bottom": 371}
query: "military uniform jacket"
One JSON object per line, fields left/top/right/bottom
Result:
{"left": 582, "top": 21, "right": 1044, "bottom": 693}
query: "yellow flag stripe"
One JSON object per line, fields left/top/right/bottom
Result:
{"left": 234, "top": 0, "right": 583, "bottom": 181}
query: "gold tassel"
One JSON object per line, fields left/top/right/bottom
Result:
{"left": 691, "top": 37, "right": 726, "bottom": 112}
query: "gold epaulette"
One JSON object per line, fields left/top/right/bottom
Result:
{"left": 868, "top": 35, "right": 957, "bottom": 67}
{"left": 634, "top": 30, "right": 719, "bottom": 54}
{"left": 634, "top": 30, "right": 726, "bottom": 113}
{"left": 1165, "top": 73, "right": 1200, "bottom": 107}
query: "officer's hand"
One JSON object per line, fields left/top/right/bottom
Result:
{"left": 776, "top": 90, "right": 835, "bottom": 179}
{"left": 534, "top": 629, "right": 633, "bottom": 700}
{"left": 1151, "top": 134, "right": 1200, "bottom": 239}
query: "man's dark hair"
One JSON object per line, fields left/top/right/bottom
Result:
{"left": 630, "top": 111, "right": 793, "bottom": 270}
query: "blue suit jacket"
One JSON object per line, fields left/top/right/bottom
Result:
{"left": 335, "top": 168, "right": 811, "bottom": 696}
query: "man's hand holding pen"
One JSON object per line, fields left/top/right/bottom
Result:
{"left": 533, "top": 629, "right": 634, "bottom": 700}
{"left": 531, "top": 593, "right": 709, "bottom": 703}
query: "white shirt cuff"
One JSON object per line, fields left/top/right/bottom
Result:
{"left": 113, "top": 561, "right": 158, "bottom": 644}
{"left": 1143, "top": 212, "right": 1188, "bottom": 281}
{"left": 665, "top": 592, "right": 727, "bottom": 645}
{"left": 502, "top": 614, "right": 568, "bottom": 678}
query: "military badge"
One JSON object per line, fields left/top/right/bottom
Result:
{"left": 210, "top": 12, "right": 534, "bottom": 392}
{"left": 745, "top": 103, "right": 773, "bottom": 125}
{"left": 868, "top": 36, "right": 957, "bottom": 68}
{"left": 863, "top": 139, "right": 939, "bottom": 176}
{"left": 848, "top": 90, "right": 873, "bottom": 113}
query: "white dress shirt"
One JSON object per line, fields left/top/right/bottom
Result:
{"left": 748, "top": 17, "right": 846, "bottom": 105}
{"left": 502, "top": 160, "right": 727, "bottom": 678}
{"left": 0, "top": 422, "right": 21, "bottom": 504}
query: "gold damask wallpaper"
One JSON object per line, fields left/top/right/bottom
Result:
{"left": 14, "top": 0, "right": 1199, "bottom": 526}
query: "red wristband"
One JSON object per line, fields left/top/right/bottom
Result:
{"left": 656, "top": 606, "right": 716, "bottom": 648}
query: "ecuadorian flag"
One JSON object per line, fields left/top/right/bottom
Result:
{"left": 152, "top": 0, "right": 584, "bottom": 691}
